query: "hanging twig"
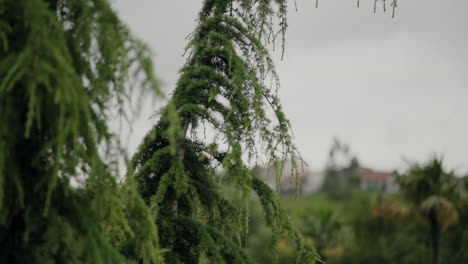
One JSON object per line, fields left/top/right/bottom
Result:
{"left": 391, "top": 0, "right": 398, "bottom": 18}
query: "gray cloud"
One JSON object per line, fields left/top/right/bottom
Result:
{"left": 113, "top": 0, "right": 468, "bottom": 174}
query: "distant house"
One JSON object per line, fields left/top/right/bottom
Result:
{"left": 321, "top": 164, "right": 399, "bottom": 194}
{"left": 254, "top": 161, "right": 399, "bottom": 195}
{"left": 253, "top": 161, "right": 324, "bottom": 195}
{"left": 360, "top": 171, "right": 399, "bottom": 193}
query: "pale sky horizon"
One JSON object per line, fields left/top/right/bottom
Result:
{"left": 112, "top": 0, "right": 468, "bottom": 175}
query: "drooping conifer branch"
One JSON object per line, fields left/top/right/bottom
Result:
{"left": 0, "top": 0, "right": 162, "bottom": 263}
{"left": 130, "top": 0, "right": 316, "bottom": 263}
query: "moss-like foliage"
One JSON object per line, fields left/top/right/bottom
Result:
{"left": 0, "top": 0, "right": 162, "bottom": 263}
{"left": 130, "top": 0, "right": 317, "bottom": 263}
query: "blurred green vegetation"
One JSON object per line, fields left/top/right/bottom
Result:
{"left": 245, "top": 158, "right": 468, "bottom": 264}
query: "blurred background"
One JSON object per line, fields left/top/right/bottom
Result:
{"left": 112, "top": 0, "right": 468, "bottom": 263}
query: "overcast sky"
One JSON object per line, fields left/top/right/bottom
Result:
{"left": 112, "top": 0, "right": 468, "bottom": 174}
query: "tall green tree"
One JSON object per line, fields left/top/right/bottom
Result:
{"left": 0, "top": 0, "right": 163, "bottom": 263}
{"left": 321, "top": 139, "right": 361, "bottom": 200}
{"left": 128, "top": 0, "right": 318, "bottom": 263}
{"left": 399, "top": 158, "right": 459, "bottom": 264}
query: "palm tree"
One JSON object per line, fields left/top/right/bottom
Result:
{"left": 399, "top": 158, "right": 459, "bottom": 264}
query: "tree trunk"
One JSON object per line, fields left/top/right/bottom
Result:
{"left": 172, "top": 121, "right": 189, "bottom": 216}
{"left": 430, "top": 211, "right": 441, "bottom": 264}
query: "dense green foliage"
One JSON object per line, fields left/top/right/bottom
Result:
{"left": 0, "top": 0, "right": 405, "bottom": 263}
{"left": 245, "top": 159, "right": 468, "bottom": 264}
{"left": 0, "top": 0, "right": 162, "bottom": 263}
{"left": 128, "top": 0, "right": 318, "bottom": 263}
